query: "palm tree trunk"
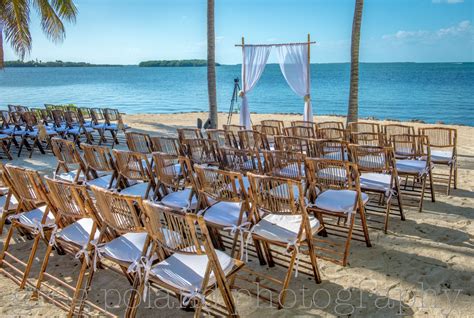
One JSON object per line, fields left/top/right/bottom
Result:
{"left": 0, "top": 22, "right": 4, "bottom": 69}
{"left": 207, "top": 0, "right": 218, "bottom": 129}
{"left": 346, "top": 0, "right": 364, "bottom": 126}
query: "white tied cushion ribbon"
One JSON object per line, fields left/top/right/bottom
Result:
{"left": 223, "top": 221, "right": 251, "bottom": 261}
{"left": 48, "top": 224, "right": 59, "bottom": 247}
{"left": 285, "top": 239, "right": 301, "bottom": 278}
{"left": 90, "top": 241, "right": 103, "bottom": 272}
{"left": 75, "top": 243, "right": 92, "bottom": 266}
{"left": 127, "top": 255, "right": 158, "bottom": 299}
{"left": 182, "top": 288, "right": 207, "bottom": 307}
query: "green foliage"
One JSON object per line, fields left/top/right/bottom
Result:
{"left": 138, "top": 59, "right": 220, "bottom": 67}
{"left": 4, "top": 60, "right": 119, "bottom": 67}
{"left": 44, "top": 103, "right": 77, "bottom": 111}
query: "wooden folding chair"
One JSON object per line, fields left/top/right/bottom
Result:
{"left": 313, "top": 139, "right": 350, "bottom": 161}
{"left": 274, "top": 135, "right": 311, "bottom": 155}
{"left": 253, "top": 125, "right": 280, "bottom": 149}
{"left": 81, "top": 143, "right": 118, "bottom": 189}
{"left": 223, "top": 124, "right": 245, "bottom": 133}
{"left": 238, "top": 129, "right": 270, "bottom": 151}
{"left": 103, "top": 108, "right": 128, "bottom": 145}
{"left": 219, "top": 147, "right": 264, "bottom": 175}
{"left": 113, "top": 149, "right": 156, "bottom": 198}
{"left": 19, "top": 111, "right": 57, "bottom": 158}
{"left": 317, "top": 127, "right": 348, "bottom": 140}
{"left": 0, "top": 133, "right": 12, "bottom": 160}
{"left": 126, "top": 131, "right": 153, "bottom": 154}
{"left": 152, "top": 152, "right": 197, "bottom": 211}
{"left": 350, "top": 131, "right": 385, "bottom": 147}
{"left": 0, "top": 165, "right": 56, "bottom": 290}
{"left": 418, "top": 127, "right": 457, "bottom": 195}
{"left": 206, "top": 129, "right": 235, "bottom": 148}
{"left": 317, "top": 121, "right": 344, "bottom": 130}
{"left": 181, "top": 138, "right": 221, "bottom": 166}
{"left": 150, "top": 136, "right": 181, "bottom": 156}
{"left": 349, "top": 145, "right": 405, "bottom": 233}
{"left": 284, "top": 125, "right": 316, "bottom": 138}
{"left": 246, "top": 173, "right": 322, "bottom": 308}
{"left": 127, "top": 201, "right": 245, "bottom": 317}
{"left": 64, "top": 110, "right": 94, "bottom": 145}
{"left": 0, "top": 165, "right": 20, "bottom": 234}
{"left": 32, "top": 177, "right": 106, "bottom": 317}
{"left": 382, "top": 124, "right": 415, "bottom": 145}
{"left": 51, "top": 138, "right": 86, "bottom": 183}
{"left": 77, "top": 186, "right": 148, "bottom": 317}
{"left": 290, "top": 120, "right": 318, "bottom": 132}
{"left": 391, "top": 134, "right": 435, "bottom": 212}
{"left": 262, "top": 150, "right": 306, "bottom": 182}
{"left": 261, "top": 120, "right": 285, "bottom": 134}
{"left": 347, "top": 121, "right": 380, "bottom": 133}
{"left": 194, "top": 164, "right": 252, "bottom": 259}
{"left": 305, "top": 158, "right": 371, "bottom": 266}
{"left": 50, "top": 109, "right": 68, "bottom": 137}
{"left": 177, "top": 128, "right": 203, "bottom": 143}
{"left": 90, "top": 108, "right": 108, "bottom": 146}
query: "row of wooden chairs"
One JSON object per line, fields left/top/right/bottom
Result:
{"left": 0, "top": 106, "right": 129, "bottom": 158}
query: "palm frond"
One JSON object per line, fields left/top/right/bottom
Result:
{"left": 51, "top": 0, "right": 77, "bottom": 23}
{"left": 2, "top": 0, "right": 32, "bottom": 60}
{"left": 33, "top": 0, "right": 65, "bottom": 42}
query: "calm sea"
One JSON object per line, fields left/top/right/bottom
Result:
{"left": 1, "top": 63, "right": 473, "bottom": 126}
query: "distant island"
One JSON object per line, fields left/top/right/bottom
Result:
{"left": 4, "top": 60, "right": 121, "bottom": 67}
{"left": 139, "top": 59, "right": 220, "bottom": 67}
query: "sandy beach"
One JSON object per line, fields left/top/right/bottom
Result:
{"left": 1, "top": 112, "right": 473, "bottom": 317}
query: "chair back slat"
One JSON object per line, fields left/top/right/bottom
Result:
{"left": 150, "top": 136, "right": 181, "bottom": 156}
{"left": 219, "top": 147, "right": 263, "bottom": 174}
{"left": 194, "top": 164, "right": 245, "bottom": 203}
{"left": 126, "top": 132, "right": 153, "bottom": 154}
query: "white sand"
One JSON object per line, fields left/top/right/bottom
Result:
{"left": 1, "top": 112, "right": 473, "bottom": 317}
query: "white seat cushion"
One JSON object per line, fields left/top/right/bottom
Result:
{"left": 102, "top": 230, "right": 179, "bottom": 264}
{"left": 86, "top": 174, "right": 116, "bottom": 189}
{"left": 67, "top": 127, "right": 94, "bottom": 135}
{"left": 0, "top": 194, "right": 18, "bottom": 211}
{"left": 277, "top": 164, "right": 305, "bottom": 178}
{"left": 360, "top": 173, "right": 395, "bottom": 193}
{"left": 102, "top": 232, "right": 147, "bottom": 263}
{"left": 430, "top": 150, "right": 453, "bottom": 163}
{"left": 396, "top": 160, "right": 428, "bottom": 175}
{"left": 56, "top": 218, "right": 99, "bottom": 247}
{"left": 161, "top": 188, "right": 197, "bottom": 210}
{"left": 252, "top": 214, "right": 320, "bottom": 243}
{"left": 313, "top": 189, "right": 369, "bottom": 214}
{"left": 120, "top": 182, "right": 150, "bottom": 198}
{"left": 150, "top": 248, "right": 234, "bottom": 292}
{"left": 14, "top": 206, "right": 55, "bottom": 229}
{"left": 55, "top": 171, "right": 86, "bottom": 183}
{"left": 203, "top": 201, "right": 245, "bottom": 227}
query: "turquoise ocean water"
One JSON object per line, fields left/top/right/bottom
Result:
{"left": 0, "top": 63, "right": 473, "bottom": 126}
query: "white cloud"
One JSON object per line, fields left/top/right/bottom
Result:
{"left": 432, "top": 0, "right": 464, "bottom": 4}
{"left": 382, "top": 20, "right": 473, "bottom": 42}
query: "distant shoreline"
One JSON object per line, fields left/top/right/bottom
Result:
{"left": 3, "top": 60, "right": 472, "bottom": 67}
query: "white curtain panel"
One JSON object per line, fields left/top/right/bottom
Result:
{"left": 275, "top": 44, "right": 313, "bottom": 122}
{"left": 240, "top": 45, "right": 272, "bottom": 128}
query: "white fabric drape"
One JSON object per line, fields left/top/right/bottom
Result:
{"left": 275, "top": 44, "right": 313, "bottom": 122}
{"left": 240, "top": 46, "right": 272, "bottom": 128}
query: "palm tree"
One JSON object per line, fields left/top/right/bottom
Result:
{"left": 0, "top": 0, "right": 78, "bottom": 69}
{"left": 346, "top": 0, "right": 364, "bottom": 125}
{"left": 207, "top": 0, "right": 218, "bottom": 129}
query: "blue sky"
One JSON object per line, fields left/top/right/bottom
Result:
{"left": 3, "top": 0, "right": 474, "bottom": 64}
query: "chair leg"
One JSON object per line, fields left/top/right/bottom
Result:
{"left": 77, "top": 266, "right": 97, "bottom": 315}
{"left": 453, "top": 163, "right": 458, "bottom": 189}
{"left": 358, "top": 206, "right": 371, "bottom": 247}
{"left": 396, "top": 191, "right": 405, "bottom": 221}
{"left": 68, "top": 256, "right": 90, "bottom": 318}
{"left": 384, "top": 199, "right": 391, "bottom": 234}
{"left": 277, "top": 248, "right": 297, "bottom": 309}
{"left": 419, "top": 176, "right": 427, "bottom": 213}
{"left": 17, "top": 138, "right": 25, "bottom": 157}
{"left": 429, "top": 171, "right": 435, "bottom": 203}
{"left": 0, "top": 224, "right": 15, "bottom": 266}
{"left": 261, "top": 240, "right": 275, "bottom": 267}
{"left": 19, "top": 233, "right": 42, "bottom": 289}
{"left": 31, "top": 243, "right": 54, "bottom": 300}
{"left": 125, "top": 275, "right": 145, "bottom": 318}
{"left": 307, "top": 237, "right": 322, "bottom": 284}
{"left": 342, "top": 214, "right": 356, "bottom": 266}
{"left": 447, "top": 164, "right": 453, "bottom": 195}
